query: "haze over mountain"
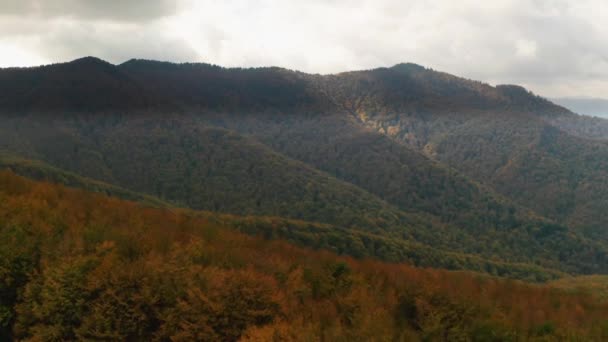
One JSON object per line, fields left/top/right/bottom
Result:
{"left": 553, "top": 97, "right": 608, "bottom": 118}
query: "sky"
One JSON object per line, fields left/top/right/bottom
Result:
{"left": 1, "top": 0, "right": 607, "bottom": 98}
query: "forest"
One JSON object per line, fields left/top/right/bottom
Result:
{"left": 2, "top": 171, "right": 608, "bottom": 341}
{"left": 0, "top": 150, "right": 588, "bottom": 281}
{"left": 4, "top": 57, "right": 608, "bottom": 340}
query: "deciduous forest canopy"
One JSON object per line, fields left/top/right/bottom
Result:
{"left": 3, "top": 57, "right": 608, "bottom": 340}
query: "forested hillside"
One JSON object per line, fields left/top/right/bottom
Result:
{"left": 2, "top": 111, "right": 608, "bottom": 278}
{"left": 2, "top": 171, "right": 608, "bottom": 341}
{"left": 304, "top": 62, "right": 608, "bottom": 241}
{"left": 2, "top": 57, "right": 608, "bottom": 280}
{"left": 0, "top": 152, "right": 170, "bottom": 207}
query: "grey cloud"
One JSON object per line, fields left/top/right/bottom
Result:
{"left": 312, "top": 0, "right": 608, "bottom": 96}
{"left": 35, "top": 23, "right": 199, "bottom": 64}
{"left": 1, "top": 0, "right": 607, "bottom": 97}
{"left": 0, "top": 0, "right": 178, "bottom": 22}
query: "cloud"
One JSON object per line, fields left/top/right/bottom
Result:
{"left": 0, "top": 0, "right": 607, "bottom": 97}
{"left": 36, "top": 20, "right": 199, "bottom": 64}
{"left": 164, "top": 0, "right": 608, "bottom": 96}
{"left": 0, "top": 0, "right": 194, "bottom": 65}
{"left": 0, "top": 0, "right": 178, "bottom": 22}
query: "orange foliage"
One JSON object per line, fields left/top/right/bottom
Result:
{"left": 1, "top": 170, "right": 608, "bottom": 340}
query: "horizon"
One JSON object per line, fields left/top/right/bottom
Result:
{"left": 1, "top": 1, "right": 608, "bottom": 98}
{"left": 5, "top": 54, "right": 607, "bottom": 117}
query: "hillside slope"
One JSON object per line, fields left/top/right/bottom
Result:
{"left": 3, "top": 113, "right": 604, "bottom": 276}
{"left": 0, "top": 116, "right": 407, "bottom": 232}
{"left": 0, "top": 152, "right": 170, "bottom": 207}
{"left": 312, "top": 63, "right": 608, "bottom": 240}
{"left": 2, "top": 171, "right": 608, "bottom": 341}
{"left": 2, "top": 58, "right": 608, "bottom": 276}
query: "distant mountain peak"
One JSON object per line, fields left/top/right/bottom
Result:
{"left": 119, "top": 58, "right": 169, "bottom": 67}
{"left": 118, "top": 58, "right": 221, "bottom": 72}
{"left": 496, "top": 84, "right": 529, "bottom": 92}
{"left": 0, "top": 56, "right": 573, "bottom": 115}
{"left": 389, "top": 62, "right": 427, "bottom": 72}
{"left": 68, "top": 56, "right": 113, "bottom": 67}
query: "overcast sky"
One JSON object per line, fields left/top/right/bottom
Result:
{"left": 1, "top": 0, "right": 607, "bottom": 98}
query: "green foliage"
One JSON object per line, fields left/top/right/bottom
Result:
{"left": 1, "top": 112, "right": 607, "bottom": 278}
{"left": 532, "top": 321, "right": 556, "bottom": 337}
{"left": 471, "top": 321, "right": 516, "bottom": 342}
{"left": 0, "top": 152, "right": 170, "bottom": 208}
{"left": 0, "top": 225, "right": 39, "bottom": 341}
{"left": 223, "top": 214, "right": 565, "bottom": 281}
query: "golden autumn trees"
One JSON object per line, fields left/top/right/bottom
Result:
{"left": 2, "top": 170, "right": 608, "bottom": 340}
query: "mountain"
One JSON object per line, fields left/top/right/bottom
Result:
{"left": 0, "top": 57, "right": 167, "bottom": 112}
{"left": 0, "top": 157, "right": 564, "bottom": 280}
{"left": 2, "top": 57, "right": 608, "bottom": 279}
{"left": 1, "top": 110, "right": 590, "bottom": 279}
{"left": 0, "top": 151, "right": 170, "bottom": 207}
{"left": 315, "top": 64, "right": 608, "bottom": 240}
{"left": 2, "top": 171, "right": 608, "bottom": 341}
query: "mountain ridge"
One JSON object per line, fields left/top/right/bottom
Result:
{"left": 0, "top": 56, "right": 573, "bottom": 115}
{"left": 2, "top": 56, "right": 608, "bottom": 279}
